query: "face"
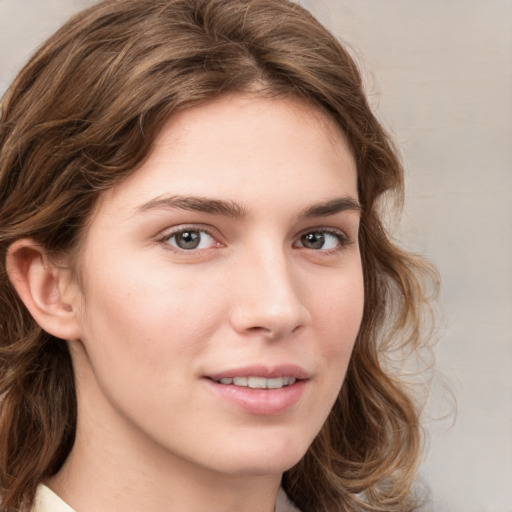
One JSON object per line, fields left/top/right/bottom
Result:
{"left": 68, "top": 94, "right": 364, "bottom": 479}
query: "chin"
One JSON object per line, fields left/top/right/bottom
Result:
{"left": 217, "top": 433, "right": 311, "bottom": 477}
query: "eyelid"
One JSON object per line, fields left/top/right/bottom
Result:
{"left": 157, "top": 224, "right": 223, "bottom": 253}
{"left": 293, "top": 226, "right": 353, "bottom": 250}
{"left": 155, "top": 224, "right": 355, "bottom": 255}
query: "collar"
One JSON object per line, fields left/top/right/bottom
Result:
{"left": 33, "top": 485, "right": 301, "bottom": 512}
{"left": 32, "top": 485, "right": 74, "bottom": 512}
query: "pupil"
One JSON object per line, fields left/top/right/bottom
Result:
{"left": 176, "top": 231, "right": 200, "bottom": 249}
{"left": 302, "top": 232, "right": 324, "bottom": 249}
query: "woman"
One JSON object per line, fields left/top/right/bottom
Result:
{"left": 0, "top": 0, "right": 437, "bottom": 511}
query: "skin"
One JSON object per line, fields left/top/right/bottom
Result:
{"left": 10, "top": 94, "right": 364, "bottom": 512}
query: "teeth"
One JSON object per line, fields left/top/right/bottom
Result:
{"left": 216, "top": 376, "right": 297, "bottom": 389}
{"left": 248, "top": 376, "right": 268, "bottom": 389}
{"left": 266, "top": 377, "right": 284, "bottom": 389}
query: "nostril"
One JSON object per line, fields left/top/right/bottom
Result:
{"left": 247, "top": 326, "right": 274, "bottom": 336}
{"left": 244, "top": 323, "right": 304, "bottom": 340}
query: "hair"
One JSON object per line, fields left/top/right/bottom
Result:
{"left": 0, "top": 1, "right": 438, "bottom": 511}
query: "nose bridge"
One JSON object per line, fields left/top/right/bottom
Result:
{"left": 229, "top": 239, "right": 309, "bottom": 337}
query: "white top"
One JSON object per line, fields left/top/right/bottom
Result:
{"left": 32, "top": 485, "right": 74, "bottom": 512}
{"left": 32, "top": 484, "right": 301, "bottom": 512}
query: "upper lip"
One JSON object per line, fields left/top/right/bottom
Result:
{"left": 206, "top": 364, "right": 310, "bottom": 381}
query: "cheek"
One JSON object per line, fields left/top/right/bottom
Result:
{"left": 76, "top": 263, "right": 225, "bottom": 376}
{"left": 315, "top": 270, "right": 364, "bottom": 343}
{"left": 311, "top": 269, "right": 364, "bottom": 403}
{"left": 295, "top": 272, "right": 364, "bottom": 446}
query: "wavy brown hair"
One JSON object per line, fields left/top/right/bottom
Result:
{"left": 0, "top": 1, "right": 438, "bottom": 511}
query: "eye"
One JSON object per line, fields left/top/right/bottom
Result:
{"left": 161, "top": 228, "right": 218, "bottom": 251}
{"left": 295, "top": 230, "right": 348, "bottom": 251}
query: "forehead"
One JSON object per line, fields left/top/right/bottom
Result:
{"left": 95, "top": 93, "right": 358, "bottom": 218}
{"left": 158, "top": 93, "right": 353, "bottom": 165}
{"left": 163, "top": 93, "right": 351, "bottom": 148}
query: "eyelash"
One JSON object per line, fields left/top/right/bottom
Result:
{"left": 294, "top": 227, "right": 351, "bottom": 254}
{"left": 157, "top": 225, "right": 220, "bottom": 252}
{"left": 157, "top": 226, "right": 352, "bottom": 254}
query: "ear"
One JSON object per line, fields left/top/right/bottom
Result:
{"left": 6, "top": 239, "right": 82, "bottom": 341}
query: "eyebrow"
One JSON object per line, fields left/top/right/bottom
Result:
{"left": 298, "top": 197, "right": 361, "bottom": 219}
{"left": 136, "top": 195, "right": 361, "bottom": 219}
{"left": 136, "top": 195, "right": 247, "bottom": 218}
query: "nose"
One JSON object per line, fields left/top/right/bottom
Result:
{"left": 228, "top": 246, "right": 311, "bottom": 340}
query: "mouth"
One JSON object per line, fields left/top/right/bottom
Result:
{"left": 210, "top": 376, "right": 297, "bottom": 389}
{"left": 204, "top": 365, "right": 308, "bottom": 415}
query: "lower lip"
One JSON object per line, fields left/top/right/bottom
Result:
{"left": 203, "top": 378, "right": 307, "bottom": 416}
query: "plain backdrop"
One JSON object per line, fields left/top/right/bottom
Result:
{"left": 1, "top": 1, "right": 511, "bottom": 511}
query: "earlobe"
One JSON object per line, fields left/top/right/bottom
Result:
{"left": 6, "top": 239, "right": 82, "bottom": 341}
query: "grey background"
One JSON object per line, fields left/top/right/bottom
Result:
{"left": 1, "top": 1, "right": 511, "bottom": 511}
